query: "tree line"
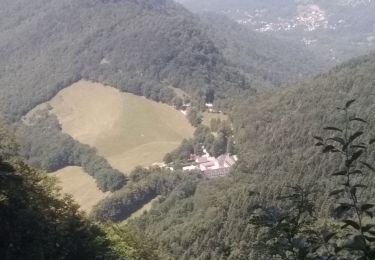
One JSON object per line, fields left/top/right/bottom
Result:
{"left": 91, "top": 166, "right": 202, "bottom": 222}
{"left": 16, "top": 109, "right": 126, "bottom": 192}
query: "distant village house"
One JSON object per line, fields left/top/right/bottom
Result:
{"left": 183, "top": 148, "right": 238, "bottom": 179}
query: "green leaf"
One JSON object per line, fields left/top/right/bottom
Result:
{"left": 364, "top": 236, "right": 375, "bottom": 242}
{"left": 323, "top": 232, "right": 336, "bottom": 243}
{"left": 313, "top": 136, "right": 323, "bottom": 142}
{"left": 335, "top": 203, "right": 353, "bottom": 217}
{"left": 350, "top": 117, "right": 368, "bottom": 124}
{"left": 370, "top": 138, "right": 375, "bottom": 145}
{"left": 341, "top": 219, "right": 361, "bottom": 230}
{"left": 353, "top": 184, "right": 367, "bottom": 189}
{"left": 349, "top": 131, "right": 364, "bottom": 144}
{"left": 323, "top": 145, "right": 338, "bottom": 153}
{"left": 363, "top": 224, "right": 375, "bottom": 232}
{"left": 361, "top": 161, "right": 375, "bottom": 172}
{"left": 343, "top": 131, "right": 364, "bottom": 151}
{"left": 349, "top": 170, "right": 363, "bottom": 175}
{"left": 329, "top": 189, "right": 345, "bottom": 196}
{"left": 361, "top": 204, "right": 374, "bottom": 211}
{"left": 328, "top": 137, "right": 345, "bottom": 146}
{"left": 352, "top": 145, "right": 367, "bottom": 150}
{"left": 345, "top": 99, "right": 356, "bottom": 109}
{"left": 324, "top": 127, "right": 343, "bottom": 132}
{"left": 332, "top": 171, "right": 346, "bottom": 176}
{"left": 347, "top": 150, "right": 363, "bottom": 165}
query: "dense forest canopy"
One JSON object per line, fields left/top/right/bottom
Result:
{"left": 128, "top": 52, "right": 375, "bottom": 259}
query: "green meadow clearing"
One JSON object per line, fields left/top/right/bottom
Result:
{"left": 52, "top": 166, "right": 109, "bottom": 213}
{"left": 50, "top": 80, "right": 195, "bottom": 174}
{"left": 47, "top": 81, "right": 194, "bottom": 211}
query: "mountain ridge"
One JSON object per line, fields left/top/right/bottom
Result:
{"left": 177, "top": 0, "right": 375, "bottom": 63}
{"left": 0, "top": 0, "right": 321, "bottom": 122}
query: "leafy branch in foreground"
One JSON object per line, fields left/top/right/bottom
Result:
{"left": 250, "top": 100, "right": 375, "bottom": 259}
{"left": 250, "top": 186, "right": 322, "bottom": 260}
{"left": 315, "top": 99, "right": 375, "bottom": 259}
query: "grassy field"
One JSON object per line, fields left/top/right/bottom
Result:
{"left": 52, "top": 166, "right": 109, "bottom": 213}
{"left": 202, "top": 112, "right": 228, "bottom": 128}
{"left": 50, "top": 80, "right": 194, "bottom": 173}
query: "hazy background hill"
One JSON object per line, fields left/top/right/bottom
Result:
{"left": 0, "top": 0, "right": 323, "bottom": 123}
{"left": 198, "top": 13, "right": 324, "bottom": 87}
{"left": 176, "top": 0, "right": 375, "bottom": 65}
{"left": 130, "top": 52, "right": 375, "bottom": 259}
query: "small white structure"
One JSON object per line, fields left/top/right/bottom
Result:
{"left": 183, "top": 149, "right": 238, "bottom": 179}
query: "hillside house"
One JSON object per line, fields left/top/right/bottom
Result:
{"left": 183, "top": 150, "right": 238, "bottom": 179}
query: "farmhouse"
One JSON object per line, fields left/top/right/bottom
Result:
{"left": 183, "top": 151, "right": 238, "bottom": 178}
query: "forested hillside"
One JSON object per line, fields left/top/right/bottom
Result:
{"left": 0, "top": 0, "right": 321, "bottom": 123}
{"left": 129, "top": 53, "right": 375, "bottom": 259}
{"left": 0, "top": 122, "right": 159, "bottom": 260}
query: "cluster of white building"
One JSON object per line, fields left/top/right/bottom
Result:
{"left": 183, "top": 149, "right": 238, "bottom": 179}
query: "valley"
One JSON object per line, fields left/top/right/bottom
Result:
{"left": 1, "top": 0, "right": 375, "bottom": 259}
